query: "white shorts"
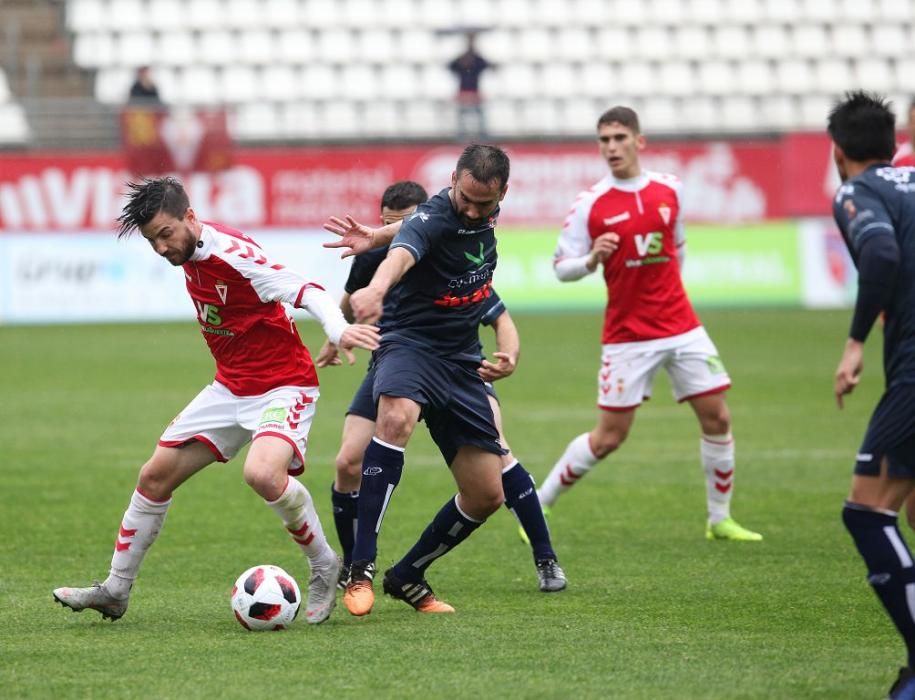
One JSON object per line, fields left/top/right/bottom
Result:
{"left": 159, "top": 382, "right": 320, "bottom": 475}
{"left": 597, "top": 326, "right": 730, "bottom": 411}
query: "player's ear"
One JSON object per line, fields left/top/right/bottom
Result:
{"left": 451, "top": 170, "right": 457, "bottom": 187}
{"left": 636, "top": 133, "right": 647, "bottom": 151}
{"left": 499, "top": 183, "right": 509, "bottom": 201}
{"left": 184, "top": 207, "right": 199, "bottom": 227}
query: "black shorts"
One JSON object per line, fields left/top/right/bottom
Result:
{"left": 371, "top": 342, "right": 505, "bottom": 466}
{"left": 855, "top": 383, "right": 915, "bottom": 478}
{"left": 347, "top": 366, "right": 499, "bottom": 422}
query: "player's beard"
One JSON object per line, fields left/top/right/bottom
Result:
{"left": 165, "top": 237, "right": 197, "bottom": 266}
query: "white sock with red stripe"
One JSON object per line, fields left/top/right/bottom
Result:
{"left": 267, "top": 477, "right": 335, "bottom": 566}
{"left": 104, "top": 489, "right": 172, "bottom": 598}
{"left": 701, "top": 433, "right": 734, "bottom": 524}
{"left": 538, "top": 433, "right": 599, "bottom": 507}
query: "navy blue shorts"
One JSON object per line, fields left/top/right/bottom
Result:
{"left": 370, "top": 343, "right": 505, "bottom": 466}
{"left": 855, "top": 383, "right": 915, "bottom": 478}
{"left": 347, "top": 366, "right": 499, "bottom": 422}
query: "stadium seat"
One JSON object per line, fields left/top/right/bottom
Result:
{"left": 73, "top": 32, "right": 116, "bottom": 69}
{"left": 613, "top": 0, "right": 648, "bottom": 27}
{"left": 279, "top": 100, "right": 320, "bottom": 138}
{"left": 402, "top": 100, "right": 442, "bottom": 137}
{"left": 658, "top": 62, "right": 696, "bottom": 98}
{"left": 896, "top": 58, "right": 915, "bottom": 93}
{"left": 813, "top": 58, "right": 850, "bottom": 95}
{"left": 314, "top": 28, "right": 356, "bottom": 66}
{"left": 735, "top": 60, "right": 775, "bottom": 96}
{"left": 641, "top": 96, "right": 680, "bottom": 132}
{"left": 753, "top": 24, "right": 791, "bottom": 60}
{"left": 231, "top": 102, "right": 280, "bottom": 139}
{"left": 799, "top": 0, "right": 833, "bottom": 22}
{"left": 870, "top": 24, "right": 906, "bottom": 59}
{"left": 775, "top": 58, "right": 814, "bottom": 95}
{"left": 619, "top": 63, "right": 656, "bottom": 98}
{"left": 760, "top": 94, "right": 800, "bottom": 130}
{"left": 94, "top": 67, "right": 133, "bottom": 103}
{"left": 397, "top": 29, "right": 438, "bottom": 64}
{"left": 378, "top": 64, "right": 418, "bottom": 100}
{"left": 830, "top": 25, "right": 867, "bottom": 59}
{"left": 239, "top": 30, "right": 275, "bottom": 65}
{"left": 67, "top": 0, "right": 106, "bottom": 32}
{"left": 540, "top": 64, "right": 577, "bottom": 98}
{"left": 0, "top": 70, "right": 9, "bottom": 103}
{"left": 321, "top": 101, "right": 360, "bottom": 137}
{"left": 262, "top": 65, "right": 300, "bottom": 102}
{"left": 198, "top": 31, "right": 236, "bottom": 66}
{"left": 723, "top": 0, "right": 764, "bottom": 23}
{"left": 341, "top": 0, "right": 383, "bottom": 28}
{"left": 353, "top": 29, "right": 395, "bottom": 65}
{"left": 109, "top": 0, "right": 146, "bottom": 31}
{"left": 301, "top": 64, "right": 338, "bottom": 100}
{"left": 674, "top": 25, "right": 712, "bottom": 61}
{"left": 679, "top": 95, "right": 720, "bottom": 132}
{"left": 187, "top": 0, "right": 226, "bottom": 30}
{"left": 837, "top": 0, "right": 875, "bottom": 23}
{"left": 377, "top": 0, "right": 415, "bottom": 28}
{"left": 762, "top": 0, "right": 802, "bottom": 23}
{"left": 632, "top": 26, "right": 670, "bottom": 61}
{"left": 476, "top": 29, "right": 516, "bottom": 64}
{"left": 855, "top": 58, "right": 893, "bottom": 93}
{"left": 340, "top": 64, "right": 379, "bottom": 101}
{"left": 697, "top": 60, "right": 737, "bottom": 97}
{"left": 498, "top": 64, "right": 539, "bottom": 99}
{"left": 530, "top": 0, "right": 572, "bottom": 27}
{"left": 225, "top": 0, "right": 263, "bottom": 29}
{"left": 146, "top": 0, "right": 184, "bottom": 30}
{"left": 792, "top": 24, "right": 829, "bottom": 59}
{"left": 118, "top": 31, "right": 155, "bottom": 68}
{"left": 417, "top": 64, "right": 456, "bottom": 100}
{"left": 595, "top": 27, "right": 633, "bottom": 60}
{"left": 414, "top": 0, "right": 455, "bottom": 30}
{"left": 713, "top": 25, "right": 751, "bottom": 59}
{"left": 877, "top": 0, "right": 913, "bottom": 21}
{"left": 0, "top": 103, "right": 30, "bottom": 143}
{"left": 519, "top": 97, "right": 562, "bottom": 134}
{"left": 278, "top": 30, "right": 315, "bottom": 64}
{"left": 579, "top": 63, "right": 615, "bottom": 98}
{"left": 517, "top": 28, "right": 554, "bottom": 63}
{"left": 177, "top": 66, "right": 221, "bottom": 104}
{"left": 555, "top": 27, "right": 595, "bottom": 62}
{"left": 798, "top": 93, "right": 832, "bottom": 129}
{"left": 720, "top": 95, "right": 759, "bottom": 130}
{"left": 157, "top": 32, "right": 197, "bottom": 66}
{"left": 221, "top": 64, "right": 259, "bottom": 103}
{"left": 651, "top": 0, "right": 688, "bottom": 26}
{"left": 573, "top": 0, "right": 611, "bottom": 25}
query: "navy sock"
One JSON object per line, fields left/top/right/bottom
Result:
{"left": 502, "top": 461, "right": 555, "bottom": 561}
{"left": 843, "top": 503, "right": 915, "bottom": 667}
{"left": 351, "top": 438, "right": 404, "bottom": 563}
{"left": 330, "top": 486, "right": 359, "bottom": 566}
{"left": 393, "top": 496, "right": 482, "bottom": 582}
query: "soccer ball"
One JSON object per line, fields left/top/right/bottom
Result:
{"left": 230, "top": 564, "right": 301, "bottom": 631}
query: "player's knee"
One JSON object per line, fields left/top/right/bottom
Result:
{"left": 334, "top": 447, "right": 363, "bottom": 490}
{"left": 375, "top": 411, "right": 413, "bottom": 444}
{"left": 463, "top": 488, "right": 503, "bottom": 518}
{"left": 701, "top": 410, "right": 731, "bottom": 436}
{"left": 242, "top": 458, "right": 286, "bottom": 501}
{"left": 137, "top": 458, "right": 174, "bottom": 501}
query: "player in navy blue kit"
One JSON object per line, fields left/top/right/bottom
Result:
{"left": 830, "top": 91, "right": 915, "bottom": 700}
{"left": 323, "top": 146, "right": 525, "bottom": 615}
{"left": 318, "top": 180, "right": 565, "bottom": 599}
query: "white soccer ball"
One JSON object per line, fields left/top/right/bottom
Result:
{"left": 230, "top": 564, "right": 301, "bottom": 631}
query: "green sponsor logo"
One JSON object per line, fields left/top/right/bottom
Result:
{"left": 706, "top": 356, "right": 726, "bottom": 374}
{"left": 259, "top": 407, "right": 287, "bottom": 425}
{"left": 464, "top": 242, "right": 485, "bottom": 268}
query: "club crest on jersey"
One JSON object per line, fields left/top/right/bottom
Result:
{"left": 843, "top": 199, "right": 857, "bottom": 219}
{"left": 658, "top": 203, "right": 671, "bottom": 225}
{"left": 215, "top": 281, "right": 228, "bottom": 304}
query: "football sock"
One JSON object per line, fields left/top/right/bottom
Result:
{"left": 502, "top": 461, "right": 555, "bottom": 561}
{"left": 538, "top": 433, "right": 599, "bottom": 507}
{"left": 331, "top": 485, "right": 359, "bottom": 566}
{"left": 267, "top": 477, "right": 334, "bottom": 565}
{"left": 843, "top": 503, "right": 915, "bottom": 668}
{"left": 392, "top": 495, "right": 483, "bottom": 581}
{"left": 701, "top": 433, "right": 734, "bottom": 524}
{"left": 104, "top": 488, "right": 172, "bottom": 598}
{"left": 351, "top": 437, "right": 404, "bottom": 563}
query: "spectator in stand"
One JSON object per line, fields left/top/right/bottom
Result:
{"left": 892, "top": 99, "right": 915, "bottom": 167}
{"left": 128, "top": 66, "right": 163, "bottom": 107}
{"left": 447, "top": 33, "right": 493, "bottom": 140}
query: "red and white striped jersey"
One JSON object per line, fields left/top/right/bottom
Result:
{"left": 182, "top": 222, "right": 319, "bottom": 396}
{"left": 555, "top": 171, "right": 699, "bottom": 344}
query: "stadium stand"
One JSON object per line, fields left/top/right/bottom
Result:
{"left": 1, "top": 0, "right": 914, "bottom": 145}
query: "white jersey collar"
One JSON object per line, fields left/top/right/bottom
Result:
{"left": 603, "top": 171, "right": 649, "bottom": 192}
{"left": 190, "top": 223, "right": 216, "bottom": 261}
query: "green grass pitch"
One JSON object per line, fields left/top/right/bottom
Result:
{"left": 0, "top": 309, "right": 898, "bottom": 698}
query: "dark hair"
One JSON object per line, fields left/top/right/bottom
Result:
{"left": 827, "top": 91, "right": 896, "bottom": 163}
{"left": 116, "top": 177, "right": 189, "bottom": 238}
{"left": 597, "top": 106, "right": 641, "bottom": 134}
{"left": 380, "top": 180, "right": 428, "bottom": 211}
{"left": 455, "top": 144, "right": 510, "bottom": 188}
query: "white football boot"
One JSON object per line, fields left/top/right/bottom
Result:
{"left": 305, "top": 554, "right": 342, "bottom": 624}
{"left": 53, "top": 582, "right": 129, "bottom": 620}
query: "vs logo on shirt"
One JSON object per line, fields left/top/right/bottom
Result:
{"left": 194, "top": 301, "right": 222, "bottom": 326}
{"left": 634, "top": 232, "right": 664, "bottom": 257}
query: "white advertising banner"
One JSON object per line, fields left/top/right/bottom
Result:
{"left": 798, "top": 218, "right": 857, "bottom": 309}
{"left": 0, "top": 230, "right": 351, "bottom": 324}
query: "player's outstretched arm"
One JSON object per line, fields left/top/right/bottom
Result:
{"left": 479, "top": 310, "right": 520, "bottom": 382}
{"left": 336, "top": 323, "right": 381, "bottom": 365}
{"left": 350, "top": 247, "right": 415, "bottom": 324}
{"left": 315, "top": 292, "right": 356, "bottom": 368}
{"left": 322, "top": 216, "right": 404, "bottom": 258}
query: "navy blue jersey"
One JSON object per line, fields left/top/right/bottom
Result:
{"left": 380, "top": 188, "right": 500, "bottom": 359}
{"left": 344, "top": 247, "right": 387, "bottom": 295}
{"left": 833, "top": 164, "right": 915, "bottom": 386}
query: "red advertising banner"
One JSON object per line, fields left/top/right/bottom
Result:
{"left": 0, "top": 134, "right": 841, "bottom": 232}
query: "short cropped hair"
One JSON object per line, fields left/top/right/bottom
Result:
{"left": 827, "top": 91, "right": 896, "bottom": 163}
{"left": 116, "top": 177, "right": 189, "bottom": 238}
{"left": 455, "top": 144, "right": 510, "bottom": 188}
{"left": 597, "top": 106, "right": 641, "bottom": 134}
{"left": 380, "top": 180, "right": 428, "bottom": 211}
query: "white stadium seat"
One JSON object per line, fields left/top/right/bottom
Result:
{"left": 619, "top": 62, "right": 656, "bottom": 98}
{"left": 278, "top": 30, "right": 315, "bottom": 64}
{"left": 870, "top": 24, "right": 906, "bottom": 59}
{"left": 109, "top": 0, "right": 146, "bottom": 31}
{"left": 476, "top": 29, "right": 516, "bottom": 65}
{"left": 791, "top": 24, "right": 829, "bottom": 59}
{"left": 0, "top": 70, "right": 10, "bottom": 103}
{"left": 854, "top": 58, "right": 893, "bottom": 93}
{"left": 198, "top": 31, "right": 236, "bottom": 66}
{"left": 579, "top": 63, "right": 615, "bottom": 99}
{"left": 556, "top": 27, "right": 596, "bottom": 62}
{"left": 775, "top": 58, "right": 814, "bottom": 95}
{"left": 735, "top": 60, "right": 775, "bottom": 97}
{"left": 146, "top": 0, "right": 184, "bottom": 30}
{"left": 539, "top": 63, "right": 577, "bottom": 98}
{"left": 658, "top": 62, "right": 696, "bottom": 98}
{"left": 753, "top": 25, "right": 791, "bottom": 60}
{"left": 631, "top": 26, "right": 670, "bottom": 61}
{"left": 67, "top": 0, "right": 106, "bottom": 32}
{"left": 712, "top": 25, "right": 750, "bottom": 59}
{"left": 340, "top": 64, "right": 379, "bottom": 100}
{"left": 813, "top": 58, "right": 850, "bottom": 95}
{"left": 720, "top": 95, "right": 759, "bottom": 130}
{"left": 156, "top": 31, "right": 196, "bottom": 66}
{"left": 225, "top": 0, "right": 263, "bottom": 29}
{"left": 187, "top": 0, "right": 226, "bottom": 30}
{"left": 118, "top": 31, "right": 155, "bottom": 68}
{"left": 674, "top": 25, "right": 712, "bottom": 61}
{"left": 231, "top": 102, "right": 280, "bottom": 140}
{"left": 0, "top": 103, "right": 30, "bottom": 143}
{"left": 221, "top": 64, "right": 259, "bottom": 102}
{"left": 301, "top": 64, "right": 338, "bottom": 100}
{"left": 697, "top": 60, "right": 737, "bottom": 97}
{"left": 262, "top": 65, "right": 301, "bottom": 101}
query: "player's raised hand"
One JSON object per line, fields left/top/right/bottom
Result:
{"left": 478, "top": 351, "right": 517, "bottom": 382}
{"left": 336, "top": 323, "right": 380, "bottom": 365}
{"left": 322, "top": 216, "right": 377, "bottom": 259}
{"left": 835, "top": 338, "right": 864, "bottom": 409}
{"left": 350, "top": 287, "right": 384, "bottom": 324}
{"left": 592, "top": 232, "right": 620, "bottom": 261}
{"left": 315, "top": 338, "right": 342, "bottom": 368}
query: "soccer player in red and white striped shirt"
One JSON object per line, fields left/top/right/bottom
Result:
{"left": 53, "top": 177, "right": 379, "bottom": 625}
{"left": 535, "top": 107, "right": 762, "bottom": 542}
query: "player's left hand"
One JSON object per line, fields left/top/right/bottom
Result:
{"left": 478, "top": 351, "right": 517, "bottom": 382}
{"left": 835, "top": 338, "right": 864, "bottom": 409}
{"left": 315, "top": 339, "right": 342, "bottom": 368}
{"left": 336, "top": 323, "right": 380, "bottom": 365}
